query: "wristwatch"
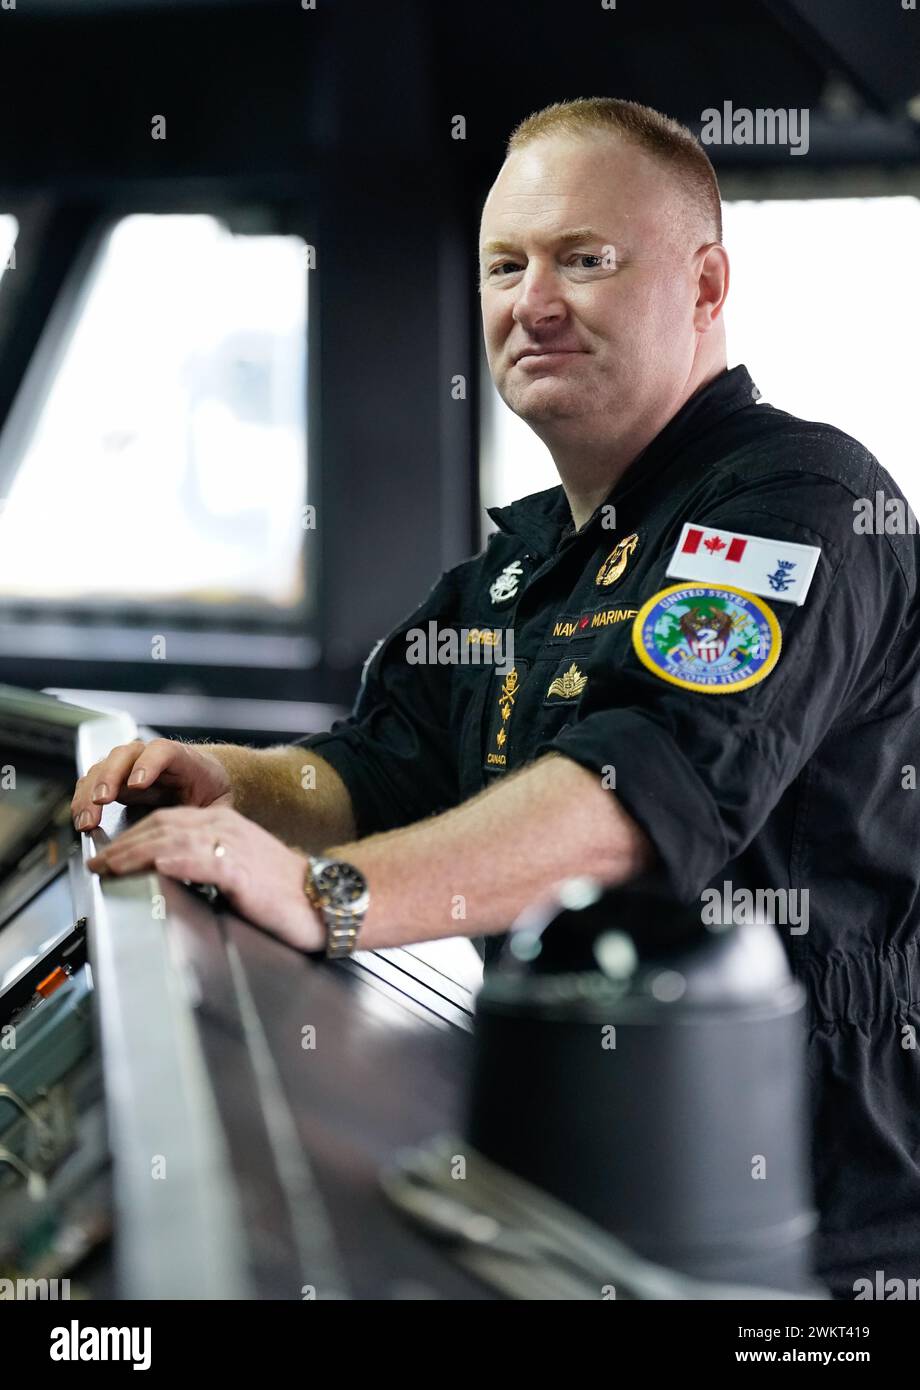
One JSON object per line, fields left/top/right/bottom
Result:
{"left": 303, "top": 856, "right": 370, "bottom": 958}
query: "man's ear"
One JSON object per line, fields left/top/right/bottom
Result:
{"left": 694, "top": 243, "right": 730, "bottom": 330}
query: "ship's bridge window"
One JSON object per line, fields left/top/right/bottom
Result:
{"left": 0, "top": 213, "right": 309, "bottom": 621}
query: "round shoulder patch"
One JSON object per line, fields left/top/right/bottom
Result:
{"left": 631, "top": 584, "right": 781, "bottom": 694}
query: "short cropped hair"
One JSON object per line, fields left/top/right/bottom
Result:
{"left": 506, "top": 97, "right": 722, "bottom": 245}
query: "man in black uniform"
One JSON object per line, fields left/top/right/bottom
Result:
{"left": 75, "top": 98, "right": 920, "bottom": 1298}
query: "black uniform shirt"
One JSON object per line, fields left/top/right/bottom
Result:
{"left": 297, "top": 364, "right": 920, "bottom": 1296}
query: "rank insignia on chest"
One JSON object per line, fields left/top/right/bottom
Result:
{"left": 596, "top": 532, "right": 639, "bottom": 587}
{"left": 484, "top": 662, "right": 528, "bottom": 771}
{"left": 665, "top": 521, "right": 821, "bottom": 605}
{"left": 498, "top": 666, "right": 519, "bottom": 721}
{"left": 489, "top": 559, "right": 525, "bottom": 606}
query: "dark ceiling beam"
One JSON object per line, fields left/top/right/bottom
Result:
{"left": 762, "top": 0, "right": 920, "bottom": 116}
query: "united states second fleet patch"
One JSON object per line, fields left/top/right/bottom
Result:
{"left": 631, "top": 584, "right": 781, "bottom": 694}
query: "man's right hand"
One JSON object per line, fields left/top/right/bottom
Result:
{"left": 71, "top": 738, "right": 234, "bottom": 833}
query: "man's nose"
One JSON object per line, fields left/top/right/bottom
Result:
{"left": 511, "top": 265, "right": 567, "bottom": 332}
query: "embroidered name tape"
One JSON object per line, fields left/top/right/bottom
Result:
{"left": 547, "top": 601, "right": 640, "bottom": 643}
{"left": 666, "top": 522, "right": 820, "bottom": 605}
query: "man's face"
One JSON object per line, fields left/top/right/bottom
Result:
{"left": 479, "top": 134, "right": 712, "bottom": 437}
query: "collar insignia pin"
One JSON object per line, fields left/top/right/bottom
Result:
{"left": 596, "top": 532, "right": 639, "bottom": 588}
{"left": 489, "top": 559, "right": 525, "bottom": 605}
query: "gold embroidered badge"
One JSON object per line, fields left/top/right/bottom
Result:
{"left": 499, "top": 666, "right": 519, "bottom": 720}
{"left": 596, "top": 532, "right": 639, "bottom": 587}
{"left": 487, "top": 665, "right": 520, "bottom": 766}
{"left": 546, "top": 663, "right": 588, "bottom": 700}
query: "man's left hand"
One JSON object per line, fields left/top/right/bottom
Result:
{"left": 86, "top": 806, "right": 325, "bottom": 953}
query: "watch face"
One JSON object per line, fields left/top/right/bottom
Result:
{"left": 316, "top": 861, "right": 367, "bottom": 910}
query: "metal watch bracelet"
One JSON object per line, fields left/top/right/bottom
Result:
{"left": 303, "top": 855, "right": 369, "bottom": 959}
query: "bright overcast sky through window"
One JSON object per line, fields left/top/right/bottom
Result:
{"left": 0, "top": 214, "right": 308, "bottom": 609}
{"left": 0, "top": 215, "right": 18, "bottom": 284}
{"left": 480, "top": 196, "right": 920, "bottom": 531}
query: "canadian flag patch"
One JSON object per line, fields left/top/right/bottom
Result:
{"left": 665, "top": 522, "right": 821, "bottom": 606}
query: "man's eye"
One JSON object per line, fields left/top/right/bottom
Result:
{"left": 572, "top": 254, "right": 604, "bottom": 269}
{"left": 490, "top": 261, "right": 522, "bottom": 276}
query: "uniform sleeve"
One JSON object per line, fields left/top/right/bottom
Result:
{"left": 540, "top": 474, "right": 909, "bottom": 901}
{"left": 294, "top": 575, "right": 461, "bottom": 838}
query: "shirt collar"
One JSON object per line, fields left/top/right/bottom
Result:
{"left": 485, "top": 364, "right": 763, "bottom": 558}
